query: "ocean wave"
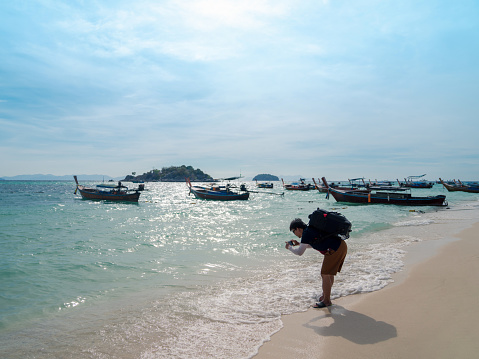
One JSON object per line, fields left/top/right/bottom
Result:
{"left": 393, "top": 219, "right": 435, "bottom": 227}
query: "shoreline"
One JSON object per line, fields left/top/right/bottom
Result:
{"left": 254, "top": 221, "right": 479, "bottom": 359}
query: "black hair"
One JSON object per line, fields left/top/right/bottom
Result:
{"left": 289, "top": 218, "right": 307, "bottom": 231}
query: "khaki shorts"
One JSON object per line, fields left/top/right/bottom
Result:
{"left": 321, "top": 240, "right": 347, "bottom": 275}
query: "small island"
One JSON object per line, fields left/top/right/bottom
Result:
{"left": 252, "top": 174, "right": 279, "bottom": 181}
{"left": 123, "top": 165, "right": 214, "bottom": 182}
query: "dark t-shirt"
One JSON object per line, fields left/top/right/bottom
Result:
{"left": 300, "top": 226, "right": 341, "bottom": 253}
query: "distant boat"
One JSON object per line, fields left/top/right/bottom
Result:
{"left": 399, "top": 175, "right": 434, "bottom": 188}
{"left": 439, "top": 178, "right": 479, "bottom": 193}
{"left": 366, "top": 179, "right": 407, "bottom": 191}
{"left": 186, "top": 178, "right": 249, "bottom": 201}
{"left": 312, "top": 178, "right": 368, "bottom": 193}
{"left": 256, "top": 181, "right": 273, "bottom": 189}
{"left": 312, "top": 178, "right": 328, "bottom": 192}
{"left": 281, "top": 178, "right": 314, "bottom": 191}
{"left": 313, "top": 178, "right": 350, "bottom": 192}
{"left": 369, "top": 179, "right": 395, "bottom": 187}
{"left": 322, "top": 177, "right": 447, "bottom": 206}
{"left": 74, "top": 176, "right": 141, "bottom": 202}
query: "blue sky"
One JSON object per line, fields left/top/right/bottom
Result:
{"left": 1, "top": 0, "right": 478, "bottom": 180}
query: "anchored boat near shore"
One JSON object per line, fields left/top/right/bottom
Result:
{"left": 321, "top": 177, "right": 447, "bottom": 206}
{"left": 439, "top": 178, "right": 479, "bottom": 193}
{"left": 256, "top": 180, "right": 273, "bottom": 189}
{"left": 281, "top": 178, "right": 314, "bottom": 191}
{"left": 186, "top": 178, "right": 250, "bottom": 201}
{"left": 399, "top": 174, "right": 434, "bottom": 188}
{"left": 74, "top": 176, "right": 141, "bottom": 202}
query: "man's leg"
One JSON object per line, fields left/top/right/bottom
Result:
{"left": 321, "top": 274, "right": 334, "bottom": 305}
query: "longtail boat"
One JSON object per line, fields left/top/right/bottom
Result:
{"left": 399, "top": 175, "right": 434, "bottom": 188}
{"left": 313, "top": 178, "right": 369, "bottom": 193}
{"left": 322, "top": 177, "right": 447, "bottom": 206}
{"left": 256, "top": 181, "right": 273, "bottom": 189}
{"left": 312, "top": 178, "right": 353, "bottom": 193}
{"left": 281, "top": 178, "right": 314, "bottom": 191}
{"left": 186, "top": 178, "right": 249, "bottom": 201}
{"left": 439, "top": 178, "right": 479, "bottom": 193}
{"left": 74, "top": 176, "right": 141, "bottom": 202}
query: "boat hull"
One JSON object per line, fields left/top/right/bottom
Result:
{"left": 282, "top": 178, "right": 314, "bottom": 191}
{"left": 284, "top": 186, "right": 311, "bottom": 191}
{"left": 440, "top": 183, "right": 479, "bottom": 193}
{"left": 442, "top": 184, "right": 467, "bottom": 192}
{"left": 190, "top": 189, "right": 249, "bottom": 201}
{"left": 328, "top": 188, "right": 447, "bottom": 206}
{"left": 403, "top": 183, "right": 434, "bottom": 188}
{"left": 449, "top": 187, "right": 479, "bottom": 193}
{"left": 257, "top": 183, "right": 273, "bottom": 189}
{"left": 78, "top": 188, "right": 140, "bottom": 202}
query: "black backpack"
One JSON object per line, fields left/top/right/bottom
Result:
{"left": 308, "top": 208, "right": 352, "bottom": 240}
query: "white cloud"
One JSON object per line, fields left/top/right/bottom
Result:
{"left": 173, "top": 0, "right": 290, "bottom": 31}
{"left": 52, "top": 0, "right": 295, "bottom": 62}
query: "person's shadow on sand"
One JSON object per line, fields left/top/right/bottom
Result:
{"left": 304, "top": 305, "right": 397, "bottom": 344}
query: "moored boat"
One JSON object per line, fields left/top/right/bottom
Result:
{"left": 313, "top": 178, "right": 366, "bottom": 193}
{"left": 399, "top": 175, "right": 434, "bottom": 188}
{"left": 256, "top": 181, "right": 273, "bottom": 189}
{"left": 74, "top": 176, "right": 141, "bottom": 202}
{"left": 322, "top": 177, "right": 447, "bottom": 206}
{"left": 281, "top": 178, "right": 314, "bottom": 191}
{"left": 439, "top": 178, "right": 479, "bottom": 193}
{"left": 186, "top": 179, "right": 250, "bottom": 201}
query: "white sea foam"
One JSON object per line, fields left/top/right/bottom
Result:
{"left": 92, "top": 233, "right": 429, "bottom": 359}
{"left": 393, "top": 218, "right": 435, "bottom": 226}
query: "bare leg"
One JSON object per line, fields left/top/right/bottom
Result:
{"left": 321, "top": 274, "right": 334, "bottom": 305}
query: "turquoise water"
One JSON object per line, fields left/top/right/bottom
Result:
{"left": 1, "top": 180, "right": 478, "bottom": 358}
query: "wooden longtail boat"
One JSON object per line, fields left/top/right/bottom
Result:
{"left": 399, "top": 175, "right": 434, "bottom": 188}
{"left": 312, "top": 178, "right": 352, "bottom": 193}
{"left": 256, "top": 181, "right": 273, "bottom": 189}
{"left": 439, "top": 178, "right": 479, "bottom": 193}
{"left": 312, "top": 178, "right": 328, "bottom": 192}
{"left": 186, "top": 179, "right": 250, "bottom": 201}
{"left": 321, "top": 177, "right": 447, "bottom": 206}
{"left": 281, "top": 178, "right": 314, "bottom": 191}
{"left": 74, "top": 176, "right": 141, "bottom": 202}
{"left": 312, "top": 178, "right": 368, "bottom": 193}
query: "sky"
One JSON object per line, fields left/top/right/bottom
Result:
{"left": 1, "top": 0, "right": 478, "bottom": 181}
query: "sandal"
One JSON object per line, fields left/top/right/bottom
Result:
{"left": 312, "top": 301, "right": 331, "bottom": 308}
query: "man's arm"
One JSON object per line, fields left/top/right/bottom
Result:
{"left": 287, "top": 243, "right": 310, "bottom": 256}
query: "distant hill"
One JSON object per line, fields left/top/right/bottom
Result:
{"left": 0, "top": 174, "right": 121, "bottom": 181}
{"left": 123, "top": 165, "right": 214, "bottom": 182}
{"left": 252, "top": 174, "right": 280, "bottom": 181}
{"left": 0, "top": 167, "right": 214, "bottom": 182}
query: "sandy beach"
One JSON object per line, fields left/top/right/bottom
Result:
{"left": 254, "top": 221, "right": 479, "bottom": 359}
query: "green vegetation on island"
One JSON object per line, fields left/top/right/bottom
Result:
{"left": 123, "top": 165, "right": 214, "bottom": 182}
{"left": 252, "top": 174, "right": 280, "bottom": 181}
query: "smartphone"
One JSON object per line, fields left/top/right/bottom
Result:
{"left": 287, "top": 240, "right": 295, "bottom": 246}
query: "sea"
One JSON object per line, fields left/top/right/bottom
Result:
{"left": 1, "top": 180, "right": 478, "bottom": 358}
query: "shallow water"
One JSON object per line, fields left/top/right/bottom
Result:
{"left": 1, "top": 180, "right": 478, "bottom": 358}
